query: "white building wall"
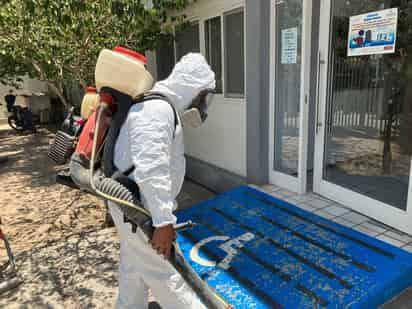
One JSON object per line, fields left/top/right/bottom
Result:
{"left": 0, "top": 84, "right": 11, "bottom": 120}
{"left": 184, "top": 98, "right": 246, "bottom": 177}
{"left": 0, "top": 77, "right": 49, "bottom": 120}
{"left": 25, "top": 78, "right": 48, "bottom": 94}
{"left": 173, "top": 0, "right": 247, "bottom": 176}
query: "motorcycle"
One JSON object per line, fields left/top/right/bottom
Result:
{"left": 7, "top": 105, "right": 39, "bottom": 133}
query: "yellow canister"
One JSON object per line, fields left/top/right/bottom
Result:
{"left": 80, "top": 87, "right": 100, "bottom": 119}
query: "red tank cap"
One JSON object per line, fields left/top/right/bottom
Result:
{"left": 86, "top": 86, "right": 97, "bottom": 93}
{"left": 113, "top": 46, "right": 147, "bottom": 64}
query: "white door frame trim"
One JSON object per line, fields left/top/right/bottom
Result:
{"left": 314, "top": 0, "right": 412, "bottom": 234}
{"left": 269, "top": 0, "right": 312, "bottom": 194}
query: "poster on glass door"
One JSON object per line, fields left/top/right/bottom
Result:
{"left": 281, "top": 27, "right": 298, "bottom": 64}
{"left": 347, "top": 8, "right": 398, "bottom": 57}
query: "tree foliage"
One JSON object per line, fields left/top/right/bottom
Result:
{"left": 0, "top": 0, "right": 191, "bottom": 108}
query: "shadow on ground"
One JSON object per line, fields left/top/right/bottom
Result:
{"left": 0, "top": 228, "right": 119, "bottom": 308}
{"left": 0, "top": 127, "right": 61, "bottom": 188}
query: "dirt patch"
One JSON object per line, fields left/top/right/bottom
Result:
{"left": 0, "top": 228, "right": 119, "bottom": 309}
{"left": 0, "top": 127, "right": 106, "bottom": 257}
{"left": 0, "top": 126, "right": 116, "bottom": 307}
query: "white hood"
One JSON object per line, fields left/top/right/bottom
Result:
{"left": 151, "top": 53, "right": 216, "bottom": 113}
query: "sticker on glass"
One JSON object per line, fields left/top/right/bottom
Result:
{"left": 348, "top": 8, "right": 398, "bottom": 57}
{"left": 281, "top": 27, "right": 298, "bottom": 64}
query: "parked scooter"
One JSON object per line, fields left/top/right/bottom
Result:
{"left": 7, "top": 105, "right": 39, "bottom": 133}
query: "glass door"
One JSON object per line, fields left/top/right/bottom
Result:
{"left": 269, "top": 0, "right": 312, "bottom": 193}
{"left": 314, "top": 0, "right": 412, "bottom": 234}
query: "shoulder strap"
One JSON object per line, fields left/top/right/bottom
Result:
{"left": 102, "top": 90, "right": 179, "bottom": 178}
{"left": 134, "top": 92, "right": 179, "bottom": 131}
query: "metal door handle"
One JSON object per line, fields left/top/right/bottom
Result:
{"left": 316, "top": 50, "right": 324, "bottom": 134}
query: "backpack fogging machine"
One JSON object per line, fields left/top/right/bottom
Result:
{"left": 48, "top": 47, "right": 232, "bottom": 309}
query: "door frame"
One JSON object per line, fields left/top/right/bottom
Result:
{"left": 268, "top": 0, "right": 312, "bottom": 194}
{"left": 313, "top": 0, "right": 412, "bottom": 235}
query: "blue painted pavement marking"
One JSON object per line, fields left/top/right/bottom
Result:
{"left": 176, "top": 186, "right": 412, "bottom": 308}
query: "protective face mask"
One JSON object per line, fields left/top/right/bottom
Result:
{"left": 181, "top": 108, "right": 204, "bottom": 128}
{"left": 181, "top": 90, "right": 215, "bottom": 128}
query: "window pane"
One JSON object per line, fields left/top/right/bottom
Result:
{"left": 205, "top": 17, "right": 223, "bottom": 93}
{"left": 322, "top": 1, "right": 412, "bottom": 210}
{"left": 273, "top": 0, "right": 303, "bottom": 176}
{"left": 175, "top": 22, "right": 200, "bottom": 61}
{"left": 156, "top": 34, "right": 175, "bottom": 80}
{"left": 224, "top": 10, "right": 245, "bottom": 97}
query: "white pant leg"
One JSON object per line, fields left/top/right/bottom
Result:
{"left": 117, "top": 256, "right": 148, "bottom": 309}
{"left": 111, "top": 204, "right": 149, "bottom": 309}
{"left": 109, "top": 203, "right": 206, "bottom": 309}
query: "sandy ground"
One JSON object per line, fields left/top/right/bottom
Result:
{"left": 0, "top": 125, "right": 119, "bottom": 308}
{"left": 1, "top": 228, "right": 119, "bottom": 309}
{"left": 0, "top": 125, "right": 107, "bottom": 255}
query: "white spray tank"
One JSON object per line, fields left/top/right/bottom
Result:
{"left": 95, "top": 46, "right": 154, "bottom": 98}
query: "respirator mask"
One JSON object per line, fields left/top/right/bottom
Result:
{"left": 181, "top": 89, "right": 216, "bottom": 128}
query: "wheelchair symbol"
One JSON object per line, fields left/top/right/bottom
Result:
{"left": 190, "top": 232, "right": 255, "bottom": 270}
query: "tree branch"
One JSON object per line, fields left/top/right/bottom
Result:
{"left": 47, "top": 81, "right": 70, "bottom": 109}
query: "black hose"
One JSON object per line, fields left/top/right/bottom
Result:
{"left": 96, "top": 177, "right": 150, "bottom": 226}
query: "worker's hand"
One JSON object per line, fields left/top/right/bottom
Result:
{"left": 150, "top": 224, "right": 176, "bottom": 259}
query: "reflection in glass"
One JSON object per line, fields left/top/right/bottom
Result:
{"left": 205, "top": 17, "right": 223, "bottom": 93}
{"left": 324, "top": 0, "right": 412, "bottom": 210}
{"left": 224, "top": 10, "right": 245, "bottom": 97}
{"left": 274, "top": 0, "right": 302, "bottom": 176}
{"left": 175, "top": 22, "right": 200, "bottom": 61}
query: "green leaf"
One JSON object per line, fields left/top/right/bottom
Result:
{"left": 0, "top": 0, "right": 189, "bottom": 108}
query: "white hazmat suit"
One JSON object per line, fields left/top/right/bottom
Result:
{"left": 108, "top": 53, "right": 216, "bottom": 309}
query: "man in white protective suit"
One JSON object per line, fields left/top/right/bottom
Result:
{"left": 108, "top": 53, "right": 216, "bottom": 309}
